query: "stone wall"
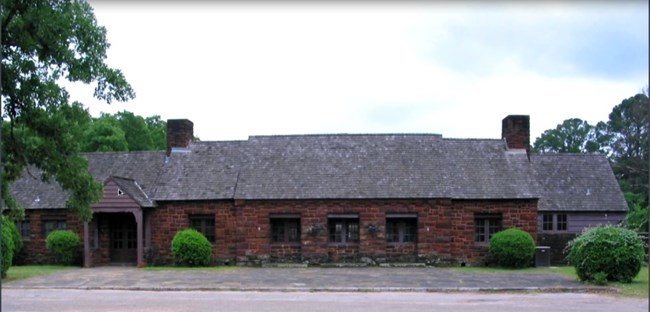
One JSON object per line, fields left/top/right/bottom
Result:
{"left": 19, "top": 198, "right": 538, "bottom": 267}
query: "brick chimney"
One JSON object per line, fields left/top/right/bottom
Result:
{"left": 501, "top": 115, "right": 529, "bottom": 150}
{"left": 167, "top": 119, "right": 194, "bottom": 156}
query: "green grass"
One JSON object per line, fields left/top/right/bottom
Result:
{"left": 3, "top": 265, "right": 77, "bottom": 283}
{"left": 454, "top": 265, "right": 648, "bottom": 298}
{"left": 143, "top": 265, "right": 240, "bottom": 272}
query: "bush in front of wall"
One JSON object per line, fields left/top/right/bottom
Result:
{"left": 1, "top": 224, "right": 16, "bottom": 278}
{"left": 566, "top": 225, "right": 644, "bottom": 283}
{"left": 489, "top": 228, "right": 536, "bottom": 268}
{"left": 171, "top": 228, "right": 212, "bottom": 266}
{"left": 46, "top": 230, "right": 82, "bottom": 265}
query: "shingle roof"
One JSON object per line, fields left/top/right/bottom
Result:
{"left": 11, "top": 151, "right": 164, "bottom": 209}
{"left": 234, "top": 134, "right": 539, "bottom": 199}
{"left": 10, "top": 134, "right": 625, "bottom": 212}
{"left": 531, "top": 153, "right": 628, "bottom": 212}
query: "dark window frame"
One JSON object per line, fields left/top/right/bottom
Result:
{"left": 189, "top": 214, "right": 216, "bottom": 243}
{"left": 556, "top": 213, "right": 568, "bottom": 231}
{"left": 386, "top": 217, "right": 417, "bottom": 243}
{"left": 16, "top": 220, "right": 31, "bottom": 240}
{"left": 542, "top": 213, "right": 554, "bottom": 231}
{"left": 474, "top": 214, "right": 502, "bottom": 243}
{"left": 542, "top": 213, "right": 568, "bottom": 232}
{"left": 42, "top": 219, "right": 67, "bottom": 238}
{"left": 270, "top": 216, "right": 301, "bottom": 244}
{"left": 328, "top": 215, "right": 360, "bottom": 244}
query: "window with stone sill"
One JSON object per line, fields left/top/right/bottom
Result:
{"left": 328, "top": 214, "right": 359, "bottom": 244}
{"left": 386, "top": 214, "right": 417, "bottom": 243}
{"left": 42, "top": 219, "right": 67, "bottom": 238}
{"left": 271, "top": 216, "right": 301, "bottom": 243}
{"left": 474, "top": 214, "right": 502, "bottom": 243}
{"left": 189, "top": 215, "right": 215, "bottom": 242}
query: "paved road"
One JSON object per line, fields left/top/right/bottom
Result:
{"left": 2, "top": 289, "right": 647, "bottom": 312}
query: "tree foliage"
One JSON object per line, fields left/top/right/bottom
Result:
{"left": 1, "top": 0, "right": 135, "bottom": 221}
{"left": 532, "top": 118, "right": 609, "bottom": 154}
{"left": 80, "top": 111, "right": 166, "bottom": 152}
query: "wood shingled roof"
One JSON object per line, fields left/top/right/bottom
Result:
{"left": 9, "top": 134, "right": 626, "bottom": 212}
{"left": 531, "top": 153, "right": 628, "bottom": 212}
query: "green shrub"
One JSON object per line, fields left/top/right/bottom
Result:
{"left": 3, "top": 217, "right": 23, "bottom": 260}
{"left": 46, "top": 230, "right": 81, "bottom": 265}
{"left": 171, "top": 229, "right": 212, "bottom": 266}
{"left": 566, "top": 225, "right": 644, "bottom": 283}
{"left": 489, "top": 228, "right": 536, "bottom": 268}
{"left": 1, "top": 225, "right": 16, "bottom": 278}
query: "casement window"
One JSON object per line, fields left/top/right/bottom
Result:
{"left": 542, "top": 214, "right": 554, "bottom": 231}
{"left": 474, "top": 214, "right": 502, "bottom": 243}
{"left": 16, "top": 220, "right": 31, "bottom": 240}
{"left": 328, "top": 214, "right": 359, "bottom": 244}
{"left": 43, "top": 219, "right": 67, "bottom": 238}
{"left": 386, "top": 214, "right": 417, "bottom": 243}
{"left": 542, "top": 213, "right": 568, "bottom": 232}
{"left": 189, "top": 215, "right": 216, "bottom": 242}
{"left": 271, "top": 215, "right": 301, "bottom": 243}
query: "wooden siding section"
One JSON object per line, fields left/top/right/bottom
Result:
{"left": 92, "top": 180, "right": 141, "bottom": 210}
{"left": 537, "top": 212, "right": 626, "bottom": 234}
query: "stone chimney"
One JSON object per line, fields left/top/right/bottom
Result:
{"left": 166, "top": 119, "right": 194, "bottom": 156}
{"left": 501, "top": 115, "right": 529, "bottom": 150}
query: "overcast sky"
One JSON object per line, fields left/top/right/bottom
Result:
{"left": 69, "top": 1, "right": 648, "bottom": 142}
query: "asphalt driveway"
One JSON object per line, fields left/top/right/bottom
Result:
{"left": 2, "top": 266, "right": 608, "bottom": 293}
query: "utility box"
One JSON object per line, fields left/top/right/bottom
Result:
{"left": 535, "top": 246, "right": 551, "bottom": 267}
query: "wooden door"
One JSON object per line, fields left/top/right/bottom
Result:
{"left": 109, "top": 216, "right": 137, "bottom": 264}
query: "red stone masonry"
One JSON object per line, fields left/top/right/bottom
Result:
{"left": 19, "top": 198, "right": 537, "bottom": 266}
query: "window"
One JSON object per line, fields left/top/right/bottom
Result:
{"left": 386, "top": 214, "right": 417, "bottom": 243}
{"left": 43, "top": 219, "right": 67, "bottom": 238}
{"left": 556, "top": 214, "right": 567, "bottom": 231}
{"left": 16, "top": 220, "right": 31, "bottom": 239}
{"left": 542, "top": 214, "right": 553, "bottom": 231}
{"left": 189, "top": 215, "right": 215, "bottom": 242}
{"left": 541, "top": 213, "right": 568, "bottom": 232}
{"left": 328, "top": 215, "right": 359, "bottom": 244}
{"left": 271, "top": 216, "right": 300, "bottom": 243}
{"left": 474, "top": 214, "right": 502, "bottom": 243}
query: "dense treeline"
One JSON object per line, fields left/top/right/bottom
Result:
{"left": 81, "top": 111, "right": 166, "bottom": 152}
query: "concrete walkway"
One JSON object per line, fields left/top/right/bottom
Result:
{"left": 3, "top": 266, "right": 611, "bottom": 293}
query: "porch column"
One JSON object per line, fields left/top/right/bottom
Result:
{"left": 133, "top": 210, "right": 144, "bottom": 266}
{"left": 83, "top": 222, "right": 91, "bottom": 267}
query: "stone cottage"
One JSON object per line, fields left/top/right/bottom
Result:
{"left": 10, "top": 115, "right": 627, "bottom": 266}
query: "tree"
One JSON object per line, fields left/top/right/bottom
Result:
{"left": 607, "top": 93, "right": 649, "bottom": 197}
{"left": 115, "top": 111, "right": 153, "bottom": 151}
{"left": 532, "top": 118, "right": 609, "bottom": 154}
{"left": 82, "top": 114, "right": 128, "bottom": 152}
{"left": 1, "top": 0, "right": 135, "bottom": 221}
{"left": 144, "top": 115, "right": 167, "bottom": 150}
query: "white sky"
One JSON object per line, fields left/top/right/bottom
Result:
{"left": 68, "top": 1, "right": 649, "bottom": 142}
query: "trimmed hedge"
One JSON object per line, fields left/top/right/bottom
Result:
{"left": 171, "top": 228, "right": 212, "bottom": 266}
{"left": 46, "top": 230, "right": 82, "bottom": 265}
{"left": 1, "top": 224, "right": 15, "bottom": 278}
{"left": 3, "top": 217, "right": 23, "bottom": 258}
{"left": 566, "top": 225, "right": 644, "bottom": 283}
{"left": 489, "top": 228, "right": 536, "bottom": 268}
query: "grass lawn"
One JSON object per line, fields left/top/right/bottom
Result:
{"left": 455, "top": 265, "right": 649, "bottom": 298}
{"left": 3, "top": 265, "right": 77, "bottom": 283}
{"left": 143, "top": 265, "right": 240, "bottom": 272}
